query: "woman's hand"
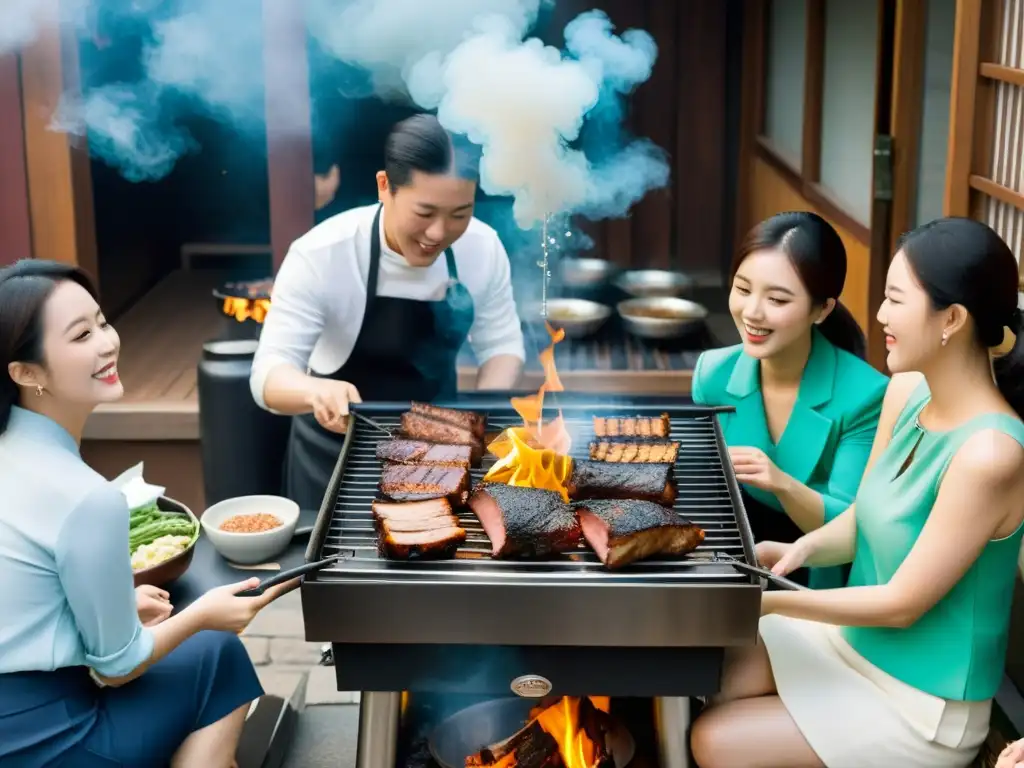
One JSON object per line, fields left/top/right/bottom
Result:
{"left": 729, "top": 446, "right": 786, "bottom": 493}
{"left": 187, "top": 577, "right": 302, "bottom": 635}
{"left": 135, "top": 585, "right": 173, "bottom": 627}
{"left": 307, "top": 379, "right": 362, "bottom": 434}
{"left": 756, "top": 538, "right": 813, "bottom": 576}
{"left": 997, "top": 738, "right": 1024, "bottom": 768}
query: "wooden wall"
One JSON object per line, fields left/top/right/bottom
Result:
{"left": 0, "top": 54, "right": 32, "bottom": 266}
{"left": 945, "top": 0, "right": 1024, "bottom": 266}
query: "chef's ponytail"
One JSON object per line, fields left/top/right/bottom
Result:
{"left": 384, "top": 113, "right": 480, "bottom": 189}
{"left": 0, "top": 260, "right": 97, "bottom": 435}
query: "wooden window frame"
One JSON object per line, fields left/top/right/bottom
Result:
{"left": 753, "top": 0, "right": 872, "bottom": 244}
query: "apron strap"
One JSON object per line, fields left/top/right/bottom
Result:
{"left": 445, "top": 248, "right": 459, "bottom": 281}
{"left": 367, "top": 204, "right": 384, "bottom": 299}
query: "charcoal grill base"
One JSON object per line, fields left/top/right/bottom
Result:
{"left": 330, "top": 643, "right": 723, "bottom": 698}
{"left": 354, "top": 692, "right": 693, "bottom": 768}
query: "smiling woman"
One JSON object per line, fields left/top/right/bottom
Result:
{"left": 0, "top": 260, "right": 299, "bottom": 768}
{"left": 691, "top": 212, "right": 888, "bottom": 589}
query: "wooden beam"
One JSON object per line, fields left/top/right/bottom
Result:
{"left": 970, "top": 174, "right": 1024, "bottom": 212}
{"left": 979, "top": 62, "right": 1024, "bottom": 87}
{"left": 263, "top": 0, "right": 315, "bottom": 273}
{"left": 943, "top": 0, "right": 983, "bottom": 217}
{"left": 18, "top": 2, "right": 98, "bottom": 280}
{"left": 0, "top": 53, "right": 31, "bottom": 266}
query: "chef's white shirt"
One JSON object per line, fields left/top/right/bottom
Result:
{"left": 250, "top": 203, "right": 526, "bottom": 410}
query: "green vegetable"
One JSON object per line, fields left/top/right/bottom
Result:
{"left": 127, "top": 502, "right": 198, "bottom": 553}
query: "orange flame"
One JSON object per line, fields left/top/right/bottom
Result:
{"left": 482, "top": 323, "right": 573, "bottom": 499}
{"left": 222, "top": 297, "right": 271, "bottom": 323}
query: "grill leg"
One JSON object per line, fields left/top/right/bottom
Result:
{"left": 355, "top": 691, "right": 400, "bottom": 768}
{"left": 654, "top": 696, "right": 692, "bottom": 768}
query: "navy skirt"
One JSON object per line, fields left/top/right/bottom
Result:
{"left": 0, "top": 630, "right": 263, "bottom": 767}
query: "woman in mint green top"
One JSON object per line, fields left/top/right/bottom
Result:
{"left": 693, "top": 212, "right": 888, "bottom": 589}
{"left": 691, "top": 218, "right": 1024, "bottom": 768}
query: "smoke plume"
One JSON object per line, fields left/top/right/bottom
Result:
{"left": 4, "top": 0, "right": 670, "bottom": 227}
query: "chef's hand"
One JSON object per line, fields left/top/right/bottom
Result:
{"left": 728, "top": 446, "right": 785, "bottom": 492}
{"left": 756, "top": 538, "right": 812, "bottom": 577}
{"left": 997, "top": 738, "right": 1024, "bottom": 768}
{"left": 308, "top": 379, "right": 361, "bottom": 433}
{"left": 135, "top": 585, "right": 173, "bottom": 627}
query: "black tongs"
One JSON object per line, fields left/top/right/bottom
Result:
{"left": 714, "top": 551, "right": 808, "bottom": 591}
{"left": 235, "top": 553, "right": 344, "bottom": 597}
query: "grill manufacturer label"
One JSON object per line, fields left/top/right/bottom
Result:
{"left": 510, "top": 675, "right": 553, "bottom": 698}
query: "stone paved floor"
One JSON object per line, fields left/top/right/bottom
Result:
{"left": 242, "top": 590, "right": 361, "bottom": 707}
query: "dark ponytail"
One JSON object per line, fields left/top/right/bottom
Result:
{"left": 732, "top": 211, "right": 866, "bottom": 358}
{"left": 384, "top": 113, "right": 480, "bottom": 190}
{"left": 899, "top": 218, "right": 1024, "bottom": 417}
{"left": 0, "top": 260, "right": 98, "bottom": 435}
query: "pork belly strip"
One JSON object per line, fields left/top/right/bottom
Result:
{"left": 379, "top": 465, "right": 469, "bottom": 506}
{"left": 409, "top": 401, "right": 487, "bottom": 439}
{"left": 567, "top": 459, "right": 677, "bottom": 506}
{"left": 592, "top": 413, "right": 671, "bottom": 438}
{"left": 467, "top": 484, "right": 581, "bottom": 558}
{"left": 589, "top": 440, "right": 680, "bottom": 463}
{"left": 375, "top": 439, "right": 472, "bottom": 468}
{"left": 378, "top": 524, "right": 466, "bottom": 560}
{"left": 399, "top": 411, "right": 484, "bottom": 465}
{"left": 371, "top": 498, "right": 453, "bottom": 521}
{"left": 576, "top": 499, "right": 705, "bottom": 568}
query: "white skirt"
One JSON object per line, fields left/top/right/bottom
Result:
{"left": 760, "top": 614, "right": 992, "bottom": 768}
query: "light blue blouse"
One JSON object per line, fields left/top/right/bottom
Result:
{"left": 0, "top": 407, "right": 153, "bottom": 677}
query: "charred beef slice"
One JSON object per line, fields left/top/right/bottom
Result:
{"left": 380, "top": 465, "right": 469, "bottom": 505}
{"left": 588, "top": 440, "right": 679, "bottom": 463}
{"left": 468, "top": 484, "right": 581, "bottom": 558}
{"left": 376, "top": 439, "right": 472, "bottom": 468}
{"left": 378, "top": 523, "right": 466, "bottom": 560}
{"left": 592, "top": 413, "right": 670, "bottom": 438}
{"left": 576, "top": 499, "right": 705, "bottom": 567}
{"left": 399, "top": 411, "right": 484, "bottom": 465}
{"left": 567, "top": 460, "right": 677, "bottom": 506}
{"left": 372, "top": 498, "right": 453, "bottom": 521}
{"left": 409, "top": 402, "right": 487, "bottom": 439}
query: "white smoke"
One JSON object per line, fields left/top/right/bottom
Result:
{"left": 0, "top": 0, "right": 90, "bottom": 55}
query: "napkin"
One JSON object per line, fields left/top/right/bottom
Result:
{"left": 111, "top": 462, "right": 166, "bottom": 511}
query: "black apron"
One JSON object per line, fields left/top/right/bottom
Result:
{"left": 283, "top": 205, "right": 476, "bottom": 512}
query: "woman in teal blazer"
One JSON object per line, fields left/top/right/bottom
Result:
{"left": 693, "top": 212, "right": 888, "bottom": 588}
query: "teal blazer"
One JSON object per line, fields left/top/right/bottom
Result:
{"left": 692, "top": 329, "right": 888, "bottom": 588}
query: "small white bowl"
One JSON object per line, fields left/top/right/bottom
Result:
{"left": 200, "top": 495, "right": 299, "bottom": 565}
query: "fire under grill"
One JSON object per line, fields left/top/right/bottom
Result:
{"left": 301, "top": 397, "right": 762, "bottom": 697}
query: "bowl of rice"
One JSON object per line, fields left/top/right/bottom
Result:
{"left": 131, "top": 497, "right": 201, "bottom": 588}
{"left": 200, "top": 495, "right": 300, "bottom": 565}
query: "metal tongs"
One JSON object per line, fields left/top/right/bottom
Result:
{"left": 714, "top": 551, "right": 808, "bottom": 591}
{"left": 349, "top": 410, "right": 394, "bottom": 437}
{"left": 235, "top": 553, "right": 345, "bottom": 597}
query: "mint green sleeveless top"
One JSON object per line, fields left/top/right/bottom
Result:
{"left": 841, "top": 380, "right": 1024, "bottom": 701}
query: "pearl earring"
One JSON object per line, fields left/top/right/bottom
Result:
{"left": 35, "top": 385, "right": 43, "bottom": 397}
{"left": 940, "top": 331, "right": 948, "bottom": 347}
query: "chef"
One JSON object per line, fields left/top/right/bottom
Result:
{"left": 250, "top": 114, "right": 526, "bottom": 511}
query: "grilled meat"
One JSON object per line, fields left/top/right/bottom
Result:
{"left": 567, "top": 460, "right": 677, "bottom": 506}
{"left": 371, "top": 498, "right": 453, "bottom": 521}
{"left": 592, "top": 413, "right": 670, "bottom": 438}
{"left": 576, "top": 499, "right": 705, "bottom": 568}
{"left": 468, "top": 484, "right": 581, "bottom": 558}
{"left": 378, "top": 524, "right": 466, "bottom": 560}
{"left": 400, "top": 411, "right": 484, "bottom": 465}
{"left": 380, "top": 465, "right": 470, "bottom": 506}
{"left": 589, "top": 440, "right": 679, "bottom": 463}
{"left": 376, "top": 438, "right": 472, "bottom": 468}
{"left": 409, "top": 402, "right": 487, "bottom": 439}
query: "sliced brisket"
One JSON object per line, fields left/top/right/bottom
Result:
{"left": 567, "top": 459, "right": 677, "bottom": 506}
{"left": 576, "top": 499, "right": 705, "bottom": 568}
{"left": 375, "top": 438, "right": 472, "bottom": 468}
{"left": 468, "top": 484, "right": 581, "bottom": 558}
{"left": 380, "top": 464, "right": 470, "bottom": 506}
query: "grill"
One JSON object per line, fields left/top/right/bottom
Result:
{"left": 300, "top": 395, "right": 762, "bottom": 768}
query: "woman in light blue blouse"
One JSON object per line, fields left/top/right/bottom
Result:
{"left": 0, "top": 260, "right": 297, "bottom": 767}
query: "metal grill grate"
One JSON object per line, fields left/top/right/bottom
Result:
{"left": 311, "top": 403, "right": 753, "bottom": 584}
